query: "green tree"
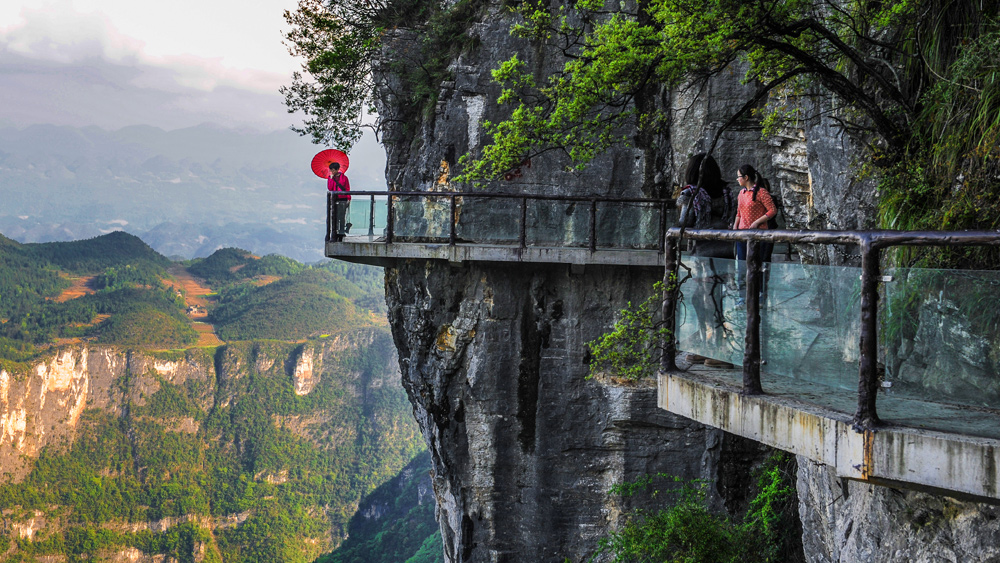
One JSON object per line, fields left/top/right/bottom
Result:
{"left": 460, "top": 0, "right": 951, "bottom": 181}
{"left": 282, "top": 0, "right": 387, "bottom": 147}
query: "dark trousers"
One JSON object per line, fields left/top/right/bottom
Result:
{"left": 327, "top": 195, "right": 349, "bottom": 241}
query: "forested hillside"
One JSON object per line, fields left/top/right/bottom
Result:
{"left": 317, "top": 451, "right": 442, "bottom": 563}
{"left": 0, "top": 231, "right": 433, "bottom": 562}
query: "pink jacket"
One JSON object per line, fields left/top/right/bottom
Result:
{"left": 327, "top": 174, "right": 351, "bottom": 200}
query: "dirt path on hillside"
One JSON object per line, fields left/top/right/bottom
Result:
{"left": 167, "top": 265, "right": 224, "bottom": 347}
{"left": 53, "top": 276, "right": 96, "bottom": 302}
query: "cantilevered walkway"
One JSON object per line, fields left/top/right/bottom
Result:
{"left": 327, "top": 191, "right": 1000, "bottom": 502}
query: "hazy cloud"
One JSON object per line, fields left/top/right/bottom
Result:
{"left": 0, "top": 2, "right": 299, "bottom": 130}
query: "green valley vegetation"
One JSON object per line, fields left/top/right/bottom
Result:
{"left": 0, "top": 338, "right": 424, "bottom": 562}
{"left": 0, "top": 232, "right": 193, "bottom": 360}
{"left": 210, "top": 269, "right": 374, "bottom": 341}
{"left": 0, "top": 236, "right": 390, "bottom": 364}
{"left": 317, "top": 450, "right": 443, "bottom": 563}
{"left": 186, "top": 247, "right": 304, "bottom": 286}
{"left": 0, "top": 232, "right": 432, "bottom": 562}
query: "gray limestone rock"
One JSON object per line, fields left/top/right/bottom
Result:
{"left": 797, "top": 457, "right": 1000, "bottom": 563}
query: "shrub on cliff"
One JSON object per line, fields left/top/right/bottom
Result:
{"left": 586, "top": 282, "right": 668, "bottom": 381}
{"left": 595, "top": 453, "right": 801, "bottom": 563}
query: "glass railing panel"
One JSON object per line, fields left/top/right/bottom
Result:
{"left": 391, "top": 194, "right": 439, "bottom": 240}
{"left": 595, "top": 202, "right": 666, "bottom": 250}
{"left": 525, "top": 200, "right": 590, "bottom": 247}
{"left": 345, "top": 196, "right": 388, "bottom": 237}
{"left": 675, "top": 255, "right": 861, "bottom": 389}
{"left": 882, "top": 266, "right": 1000, "bottom": 409}
{"left": 454, "top": 196, "right": 521, "bottom": 244}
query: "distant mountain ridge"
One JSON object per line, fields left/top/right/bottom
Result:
{"left": 0, "top": 123, "right": 386, "bottom": 262}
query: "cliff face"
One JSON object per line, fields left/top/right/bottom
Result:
{"left": 386, "top": 262, "right": 722, "bottom": 561}
{"left": 378, "top": 8, "right": 789, "bottom": 561}
{"left": 0, "top": 331, "right": 421, "bottom": 562}
{"left": 375, "top": 2, "right": 1000, "bottom": 562}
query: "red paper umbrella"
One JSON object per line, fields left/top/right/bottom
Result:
{"left": 311, "top": 149, "right": 350, "bottom": 178}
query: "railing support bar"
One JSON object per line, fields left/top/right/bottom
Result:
{"left": 450, "top": 194, "right": 457, "bottom": 246}
{"left": 520, "top": 197, "right": 528, "bottom": 249}
{"left": 590, "top": 199, "right": 597, "bottom": 252}
{"left": 661, "top": 236, "right": 680, "bottom": 372}
{"left": 854, "top": 237, "right": 881, "bottom": 430}
{"left": 386, "top": 194, "right": 395, "bottom": 244}
{"left": 326, "top": 191, "right": 334, "bottom": 243}
{"left": 658, "top": 201, "right": 667, "bottom": 254}
{"left": 368, "top": 195, "right": 375, "bottom": 237}
{"left": 742, "top": 240, "right": 764, "bottom": 394}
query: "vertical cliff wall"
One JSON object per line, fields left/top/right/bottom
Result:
{"left": 375, "top": 1, "right": 1000, "bottom": 562}
{"left": 376, "top": 4, "right": 785, "bottom": 561}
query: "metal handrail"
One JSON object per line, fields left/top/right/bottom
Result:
{"left": 329, "top": 190, "right": 675, "bottom": 249}
{"left": 660, "top": 227, "right": 1000, "bottom": 432}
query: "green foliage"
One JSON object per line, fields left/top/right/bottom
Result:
{"left": 93, "top": 263, "right": 166, "bottom": 291}
{"left": 316, "top": 451, "right": 442, "bottom": 563}
{"left": 27, "top": 231, "right": 169, "bottom": 274}
{"left": 0, "top": 234, "right": 70, "bottom": 319}
{"left": 188, "top": 247, "right": 304, "bottom": 286}
{"left": 283, "top": 0, "right": 487, "bottom": 146}
{"left": 2, "top": 338, "right": 423, "bottom": 563}
{"left": 210, "top": 269, "right": 371, "bottom": 341}
{"left": 95, "top": 304, "right": 198, "bottom": 347}
{"left": 595, "top": 453, "right": 798, "bottom": 563}
{"left": 404, "top": 532, "right": 444, "bottom": 563}
{"left": 876, "top": 14, "right": 1000, "bottom": 268}
{"left": 461, "top": 0, "right": 928, "bottom": 182}
{"left": 2, "top": 286, "right": 194, "bottom": 347}
{"left": 586, "top": 281, "right": 668, "bottom": 381}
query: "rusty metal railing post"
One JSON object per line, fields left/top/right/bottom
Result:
{"left": 449, "top": 194, "right": 457, "bottom": 246}
{"left": 661, "top": 234, "right": 680, "bottom": 372}
{"left": 742, "top": 239, "right": 764, "bottom": 394}
{"left": 368, "top": 195, "right": 375, "bottom": 237}
{"left": 590, "top": 199, "right": 597, "bottom": 252}
{"left": 520, "top": 197, "right": 528, "bottom": 249}
{"left": 854, "top": 236, "right": 881, "bottom": 430}
{"left": 386, "top": 194, "right": 395, "bottom": 244}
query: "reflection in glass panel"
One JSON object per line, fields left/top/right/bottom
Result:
{"left": 883, "top": 267, "right": 1000, "bottom": 409}
{"left": 595, "top": 202, "right": 665, "bottom": 250}
{"left": 525, "top": 200, "right": 589, "bottom": 247}
{"left": 675, "top": 255, "right": 861, "bottom": 390}
{"left": 455, "top": 197, "right": 521, "bottom": 244}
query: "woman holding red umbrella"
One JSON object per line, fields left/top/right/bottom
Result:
{"left": 328, "top": 161, "right": 351, "bottom": 241}
{"left": 312, "top": 149, "right": 351, "bottom": 242}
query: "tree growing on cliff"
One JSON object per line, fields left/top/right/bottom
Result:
{"left": 282, "top": 0, "right": 386, "bottom": 147}
{"left": 460, "top": 0, "right": 934, "bottom": 180}
{"left": 459, "top": 0, "right": 997, "bottom": 184}
{"left": 282, "top": 0, "right": 487, "bottom": 148}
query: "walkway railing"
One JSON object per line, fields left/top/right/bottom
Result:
{"left": 327, "top": 193, "right": 1000, "bottom": 435}
{"left": 661, "top": 228, "right": 1000, "bottom": 432}
{"left": 327, "top": 191, "right": 675, "bottom": 252}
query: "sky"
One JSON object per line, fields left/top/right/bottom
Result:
{"left": 0, "top": 0, "right": 385, "bottom": 185}
{"left": 0, "top": 0, "right": 309, "bottom": 131}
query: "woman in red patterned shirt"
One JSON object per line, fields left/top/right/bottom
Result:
{"left": 732, "top": 164, "right": 777, "bottom": 302}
